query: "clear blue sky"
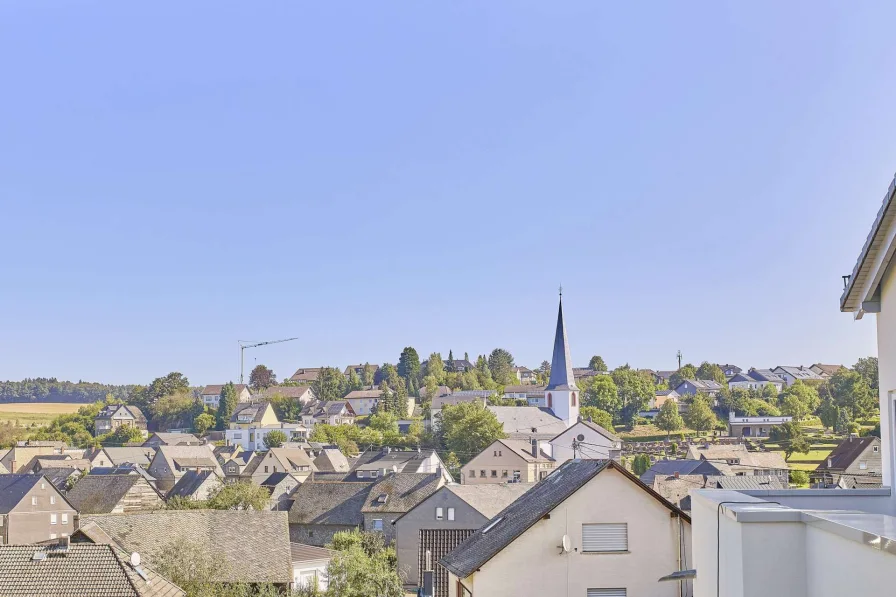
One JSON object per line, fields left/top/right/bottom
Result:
{"left": 1, "top": 2, "right": 891, "bottom": 386}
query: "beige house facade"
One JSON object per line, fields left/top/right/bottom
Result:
{"left": 442, "top": 461, "right": 691, "bottom": 597}
{"left": 461, "top": 439, "right": 555, "bottom": 485}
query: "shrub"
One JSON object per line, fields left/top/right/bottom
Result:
{"left": 789, "top": 470, "right": 810, "bottom": 486}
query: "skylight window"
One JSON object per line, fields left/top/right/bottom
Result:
{"left": 482, "top": 517, "right": 504, "bottom": 534}
{"left": 376, "top": 493, "right": 388, "bottom": 504}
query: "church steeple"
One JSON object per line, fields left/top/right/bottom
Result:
{"left": 546, "top": 293, "right": 579, "bottom": 392}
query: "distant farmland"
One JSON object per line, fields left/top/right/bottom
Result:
{"left": 0, "top": 402, "right": 83, "bottom": 427}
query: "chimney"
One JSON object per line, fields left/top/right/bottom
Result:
{"left": 587, "top": 416, "right": 593, "bottom": 423}
{"left": 57, "top": 535, "right": 70, "bottom": 551}
{"left": 531, "top": 438, "right": 539, "bottom": 458}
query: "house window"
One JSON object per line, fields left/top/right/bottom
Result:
{"left": 860, "top": 462, "right": 868, "bottom": 470}
{"left": 491, "top": 470, "right": 497, "bottom": 478}
{"left": 502, "top": 470, "right": 508, "bottom": 478}
{"left": 50, "top": 496, "right": 56, "bottom": 505}
{"left": 50, "top": 514, "right": 57, "bottom": 525}
{"left": 582, "top": 523, "right": 628, "bottom": 552}
{"left": 40, "top": 483, "right": 45, "bottom": 490}
{"left": 372, "top": 519, "right": 383, "bottom": 531}
{"left": 587, "top": 589, "right": 626, "bottom": 597}
{"left": 874, "top": 445, "right": 880, "bottom": 453}
{"left": 480, "top": 470, "right": 486, "bottom": 477}
{"left": 436, "top": 508, "right": 444, "bottom": 520}
{"left": 370, "top": 471, "right": 378, "bottom": 478}
{"left": 31, "top": 497, "right": 37, "bottom": 506}
{"left": 513, "top": 470, "right": 521, "bottom": 481}
{"left": 448, "top": 508, "right": 455, "bottom": 521}
{"left": 61, "top": 514, "right": 68, "bottom": 524}
{"left": 264, "top": 466, "right": 269, "bottom": 473}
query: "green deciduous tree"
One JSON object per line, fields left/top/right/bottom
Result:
{"left": 582, "top": 375, "right": 620, "bottom": 419}
{"left": 312, "top": 367, "right": 347, "bottom": 402}
{"left": 632, "top": 453, "right": 651, "bottom": 476}
{"left": 439, "top": 401, "right": 505, "bottom": 462}
{"left": 695, "top": 362, "right": 727, "bottom": 384}
{"left": 854, "top": 356, "right": 879, "bottom": 391}
{"left": 207, "top": 481, "right": 271, "bottom": 510}
{"left": 193, "top": 412, "right": 215, "bottom": 436}
{"left": 249, "top": 364, "right": 276, "bottom": 391}
{"left": 151, "top": 389, "right": 202, "bottom": 431}
{"left": 488, "top": 348, "right": 516, "bottom": 385}
{"left": 779, "top": 380, "right": 819, "bottom": 420}
{"left": 684, "top": 394, "right": 718, "bottom": 431}
{"left": 769, "top": 422, "right": 811, "bottom": 459}
{"left": 368, "top": 411, "right": 399, "bottom": 434}
{"left": 325, "top": 531, "right": 403, "bottom": 597}
{"left": 612, "top": 367, "right": 655, "bottom": 424}
{"left": 264, "top": 430, "right": 287, "bottom": 448}
{"left": 131, "top": 372, "right": 190, "bottom": 414}
{"left": 346, "top": 370, "right": 363, "bottom": 393}
{"left": 655, "top": 400, "right": 683, "bottom": 437}
{"left": 822, "top": 369, "right": 876, "bottom": 420}
{"left": 362, "top": 363, "right": 376, "bottom": 388}
{"left": 578, "top": 406, "right": 614, "bottom": 431}
{"left": 790, "top": 470, "right": 810, "bottom": 486}
{"left": 589, "top": 355, "right": 607, "bottom": 371}
{"left": 475, "top": 355, "right": 496, "bottom": 389}
{"left": 425, "top": 353, "right": 444, "bottom": 384}
{"left": 761, "top": 383, "right": 780, "bottom": 403}
{"left": 100, "top": 424, "right": 145, "bottom": 446}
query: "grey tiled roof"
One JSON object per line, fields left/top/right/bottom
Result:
{"left": 362, "top": 473, "right": 444, "bottom": 514}
{"left": 0, "top": 544, "right": 184, "bottom": 597}
{"left": 487, "top": 406, "right": 566, "bottom": 438}
{"left": 39, "top": 467, "right": 81, "bottom": 489}
{"left": 444, "top": 483, "right": 536, "bottom": 519}
{"left": 545, "top": 298, "right": 579, "bottom": 392}
{"left": 290, "top": 543, "right": 336, "bottom": 563}
{"left": 349, "top": 449, "right": 441, "bottom": 475}
{"left": 440, "top": 460, "right": 689, "bottom": 579}
{"left": 640, "top": 459, "right": 723, "bottom": 485}
{"left": 103, "top": 447, "right": 155, "bottom": 466}
{"left": 288, "top": 482, "right": 373, "bottom": 526}
{"left": 81, "top": 511, "right": 292, "bottom": 584}
{"left": 144, "top": 433, "right": 201, "bottom": 446}
{"left": 201, "top": 384, "right": 249, "bottom": 396}
{"left": 66, "top": 475, "right": 143, "bottom": 514}
{"left": 748, "top": 369, "right": 785, "bottom": 383}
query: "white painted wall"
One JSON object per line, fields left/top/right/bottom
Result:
{"left": 877, "top": 261, "right": 896, "bottom": 487}
{"left": 293, "top": 560, "right": 329, "bottom": 591}
{"left": 451, "top": 467, "right": 691, "bottom": 597}
{"left": 551, "top": 422, "right": 621, "bottom": 464}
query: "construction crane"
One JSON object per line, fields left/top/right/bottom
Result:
{"left": 239, "top": 337, "right": 298, "bottom": 384}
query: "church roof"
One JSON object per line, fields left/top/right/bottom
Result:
{"left": 545, "top": 297, "right": 578, "bottom": 392}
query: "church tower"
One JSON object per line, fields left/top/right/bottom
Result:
{"left": 545, "top": 292, "right": 579, "bottom": 427}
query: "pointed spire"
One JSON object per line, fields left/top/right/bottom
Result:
{"left": 546, "top": 294, "right": 578, "bottom": 391}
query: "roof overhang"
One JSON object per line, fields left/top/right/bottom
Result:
{"left": 841, "top": 173, "right": 896, "bottom": 319}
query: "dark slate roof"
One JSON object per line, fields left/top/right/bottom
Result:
{"left": 96, "top": 404, "right": 146, "bottom": 424}
{"left": 261, "top": 472, "right": 293, "bottom": 488}
{"left": 361, "top": 473, "right": 444, "bottom": 514}
{"left": 0, "top": 475, "right": 48, "bottom": 513}
{"left": 66, "top": 475, "right": 142, "bottom": 514}
{"left": 143, "top": 433, "right": 201, "bottom": 446}
{"left": 290, "top": 543, "right": 336, "bottom": 563}
{"left": 40, "top": 468, "right": 81, "bottom": 489}
{"left": 640, "top": 459, "right": 723, "bottom": 485}
{"left": 349, "top": 449, "right": 440, "bottom": 475}
{"left": 545, "top": 298, "right": 579, "bottom": 391}
{"left": 814, "top": 436, "right": 880, "bottom": 472}
{"left": 747, "top": 369, "right": 785, "bottom": 383}
{"left": 80, "top": 511, "right": 292, "bottom": 584}
{"left": 288, "top": 482, "right": 373, "bottom": 526}
{"left": 655, "top": 389, "right": 678, "bottom": 397}
{"left": 0, "top": 544, "right": 184, "bottom": 597}
{"left": 440, "top": 460, "right": 688, "bottom": 579}
{"left": 166, "top": 470, "right": 218, "bottom": 499}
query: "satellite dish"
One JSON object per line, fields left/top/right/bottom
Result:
{"left": 130, "top": 553, "right": 141, "bottom": 567}
{"left": 561, "top": 535, "right": 571, "bottom": 553}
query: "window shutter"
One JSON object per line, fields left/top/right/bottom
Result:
{"left": 587, "top": 589, "right": 626, "bottom": 597}
{"left": 582, "top": 523, "right": 628, "bottom": 552}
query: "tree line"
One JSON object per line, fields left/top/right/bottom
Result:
{"left": 0, "top": 378, "right": 134, "bottom": 404}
